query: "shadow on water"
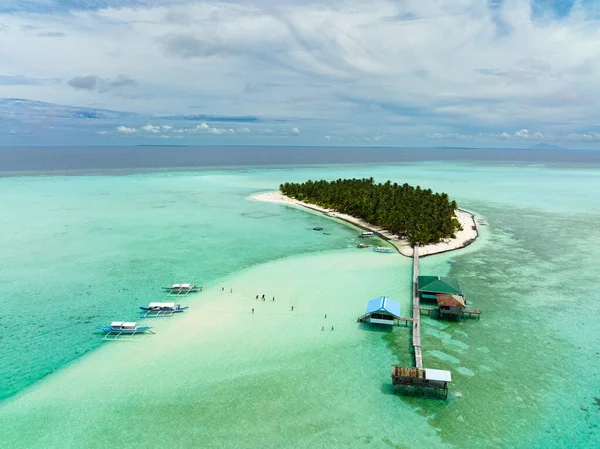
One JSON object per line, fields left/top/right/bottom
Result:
{"left": 380, "top": 382, "right": 396, "bottom": 396}
{"left": 357, "top": 322, "right": 395, "bottom": 333}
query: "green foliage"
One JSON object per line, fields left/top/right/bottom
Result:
{"left": 279, "top": 178, "right": 462, "bottom": 246}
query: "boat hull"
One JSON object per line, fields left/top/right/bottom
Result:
{"left": 96, "top": 326, "right": 152, "bottom": 334}
{"left": 139, "top": 306, "right": 188, "bottom": 312}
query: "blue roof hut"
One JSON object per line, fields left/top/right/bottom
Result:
{"left": 359, "top": 296, "right": 401, "bottom": 326}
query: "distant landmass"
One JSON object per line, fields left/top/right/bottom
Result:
{"left": 530, "top": 143, "right": 564, "bottom": 150}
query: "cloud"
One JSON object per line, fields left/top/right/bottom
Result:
{"left": 96, "top": 130, "right": 108, "bottom": 135}
{"left": 0, "top": 75, "right": 59, "bottom": 86}
{"left": 67, "top": 75, "right": 137, "bottom": 93}
{"left": 162, "top": 125, "right": 172, "bottom": 131}
{"left": 141, "top": 124, "right": 160, "bottom": 133}
{"left": 291, "top": 127, "right": 300, "bottom": 136}
{"left": 565, "top": 133, "right": 600, "bottom": 142}
{"left": 161, "top": 34, "right": 235, "bottom": 59}
{"left": 513, "top": 129, "right": 544, "bottom": 140}
{"left": 3, "top": 1, "right": 600, "bottom": 146}
{"left": 37, "top": 31, "right": 65, "bottom": 38}
{"left": 514, "top": 129, "right": 530, "bottom": 138}
{"left": 116, "top": 125, "right": 137, "bottom": 134}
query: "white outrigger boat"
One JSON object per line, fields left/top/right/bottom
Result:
{"left": 162, "top": 283, "right": 201, "bottom": 296}
{"left": 140, "top": 301, "right": 189, "bottom": 318}
{"left": 373, "top": 246, "right": 394, "bottom": 253}
{"left": 97, "top": 321, "right": 153, "bottom": 341}
{"left": 359, "top": 231, "right": 376, "bottom": 238}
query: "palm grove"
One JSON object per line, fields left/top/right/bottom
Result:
{"left": 279, "top": 178, "right": 462, "bottom": 246}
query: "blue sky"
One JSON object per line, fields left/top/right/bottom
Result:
{"left": 2, "top": 0, "right": 600, "bottom": 147}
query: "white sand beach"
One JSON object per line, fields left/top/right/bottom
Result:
{"left": 252, "top": 192, "right": 478, "bottom": 257}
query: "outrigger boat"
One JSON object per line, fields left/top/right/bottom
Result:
{"left": 162, "top": 283, "right": 201, "bottom": 295}
{"left": 140, "top": 301, "right": 188, "bottom": 318}
{"left": 356, "top": 243, "right": 370, "bottom": 248}
{"left": 373, "top": 246, "right": 394, "bottom": 253}
{"left": 97, "top": 321, "right": 153, "bottom": 341}
{"left": 358, "top": 231, "right": 375, "bottom": 238}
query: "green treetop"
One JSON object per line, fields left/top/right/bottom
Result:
{"left": 279, "top": 178, "right": 462, "bottom": 246}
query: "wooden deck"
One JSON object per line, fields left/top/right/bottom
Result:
{"left": 462, "top": 308, "right": 481, "bottom": 319}
{"left": 356, "top": 315, "right": 414, "bottom": 326}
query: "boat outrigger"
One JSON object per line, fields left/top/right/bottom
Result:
{"left": 162, "top": 283, "right": 201, "bottom": 295}
{"left": 359, "top": 231, "right": 375, "bottom": 238}
{"left": 140, "top": 302, "right": 189, "bottom": 318}
{"left": 97, "top": 322, "right": 153, "bottom": 341}
{"left": 373, "top": 246, "right": 394, "bottom": 253}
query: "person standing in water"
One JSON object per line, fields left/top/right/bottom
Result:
{"left": 291, "top": 306, "right": 294, "bottom": 311}
{"left": 331, "top": 326, "right": 334, "bottom": 331}
{"left": 252, "top": 308, "right": 254, "bottom": 314}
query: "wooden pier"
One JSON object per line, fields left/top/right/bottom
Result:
{"left": 412, "top": 248, "right": 423, "bottom": 369}
{"left": 391, "top": 247, "right": 451, "bottom": 398}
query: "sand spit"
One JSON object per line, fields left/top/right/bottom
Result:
{"left": 251, "top": 191, "right": 478, "bottom": 257}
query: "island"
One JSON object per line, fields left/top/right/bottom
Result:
{"left": 252, "top": 178, "right": 478, "bottom": 257}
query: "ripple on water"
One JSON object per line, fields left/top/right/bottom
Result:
{"left": 444, "top": 339, "right": 469, "bottom": 350}
{"left": 424, "top": 328, "right": 452, "bottom": 340}
{"left": 456, "top": 367, "right": 475, "bottom": 377}
{"left": 428, "top": 350, "right": 460, "bottom": 364}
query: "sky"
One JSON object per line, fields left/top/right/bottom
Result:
{"left": 1, "top": 0, "right": 600, "bottom": 148}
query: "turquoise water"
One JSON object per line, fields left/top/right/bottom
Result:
{"left": 1, "top": 163, "right": 599, "bottom": 448}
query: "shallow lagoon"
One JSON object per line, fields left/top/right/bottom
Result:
{"left": 1, "top": 162, "right": 599, "bottom": 448}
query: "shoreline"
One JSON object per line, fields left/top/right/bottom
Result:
{"left": 251, "top": 192, "right": 478, "bottom": 257}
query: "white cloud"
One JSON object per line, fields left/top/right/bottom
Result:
{"left": 141, "top": 124, "right": 160, "bottom": 133}
{"left": 116, "top": 126, "right": 137, "bottom": 134}
{"left": 291, "top": 127, "right": 300, "bottom": 135}
{"left": 3, "top": 1, "right": 600, "bottom": 145}
{"left": 162, "top": 125, "right": 173, "bottom": 131}
{"left": 565, "top": 133, "right": 600, "bottom": 142}
{"left": 514, "top": 129, "right": 530, "bottom": 138}
{"left": 196, "top": 123, "right": 210, "bottom": 131}
{"left": 325, "top": 135, "right": 331, "bottom": 140}
{"left": 96, "top": 130, "right": 108, "bottom": 135}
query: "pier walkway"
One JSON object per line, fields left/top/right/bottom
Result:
{"left": 412, "top": 248, "right": 423, "bottom": 369}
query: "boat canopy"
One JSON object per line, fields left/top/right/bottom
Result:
{"left": 148, "top": 302, "right": 176, "bottom": 308}
{"left": 172, "top": 284, "right": 182, "bottom": 288}
{"left": 181, "top": 283, "right": 192, "bottom": 288}
{"left": 365, "top": 296, "right": 401, "bottom": 318}
{"left": 111, "top": 321, "right": 137, "bottom": 329}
